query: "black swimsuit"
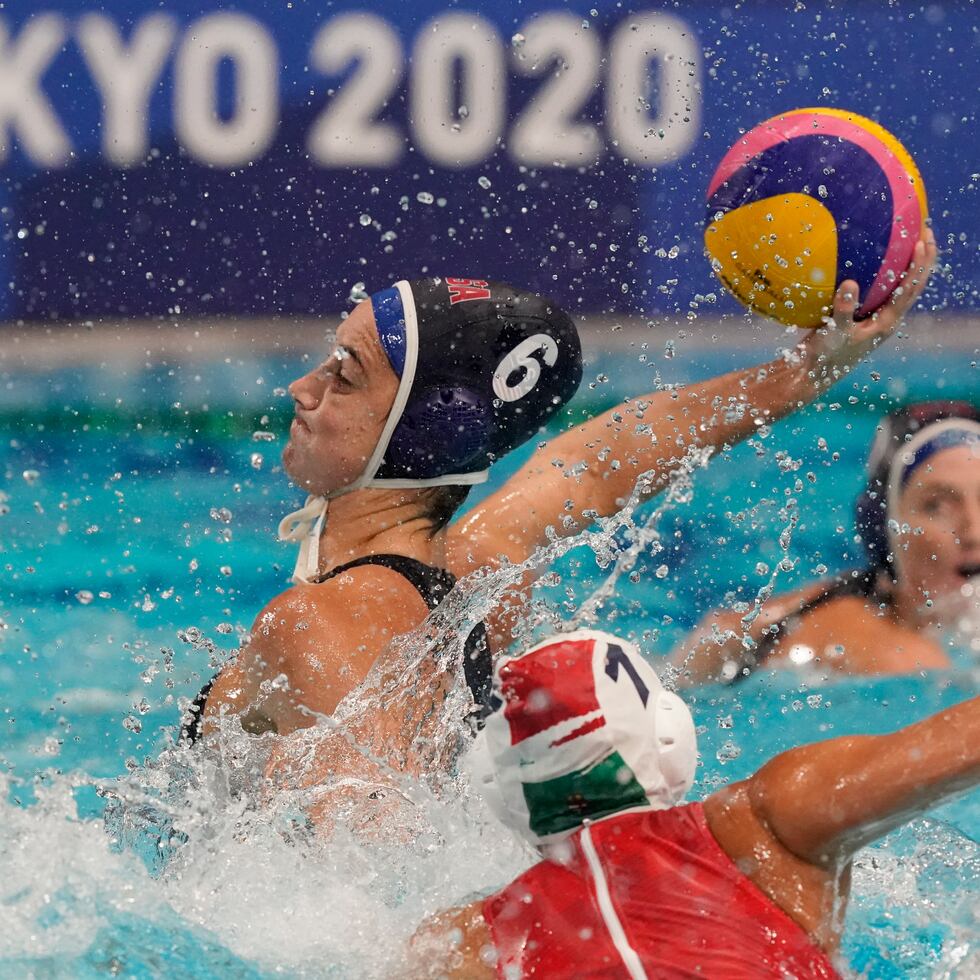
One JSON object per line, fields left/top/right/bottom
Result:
{"left": 181, "top": 554, "right": 492, "bottom": 743}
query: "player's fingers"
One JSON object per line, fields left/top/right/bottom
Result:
{"left": 890, "top": 238, "right": 931, "bottom": 315}
{"left": 913, "top": 227, "right": 938, "bottom": 295}
{"left": 831, "top": 279, "right": 860, "bottom": 324}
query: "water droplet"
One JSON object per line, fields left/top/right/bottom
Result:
{"left": 75, "top": 590, "right": 94, "bottom": 605}
{"left": 358, "top": 213, "right": 372, "bottom": 226}
{"left": 417, "top": 191, "right": 434, "bottom": 205}
{"left": 348, "top": 281, "right": 369, "bottom": 303}
{"left": 22, "top": 469, "right": 40, "bottom": 486}
{"left": 478, "top": 175, "right": 492, "bottom": 190}
{"left": 250, "top": 453, "right": 264, "bottom": 470}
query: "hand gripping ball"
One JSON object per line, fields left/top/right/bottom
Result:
{"left": 704, "top": 108, "right": 927, "bottom": 328}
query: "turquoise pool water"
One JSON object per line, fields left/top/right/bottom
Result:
{"left": 1, "top": 339, "right": 978, "bottom": 977}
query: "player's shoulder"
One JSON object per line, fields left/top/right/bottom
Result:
{"left": 797, "top": 592, "right": 947, "bottom": 665}
{"left": 253, "top": 563, "right": 430, "bottom": 639}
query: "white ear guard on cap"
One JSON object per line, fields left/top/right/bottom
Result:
{"left": 467, "top": 629, "right": 697, "bottom": 847}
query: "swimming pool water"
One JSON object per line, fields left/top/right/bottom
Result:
{"left": 1, "top": 339, "right": 978, "bottom": 977}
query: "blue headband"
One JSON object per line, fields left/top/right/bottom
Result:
{"left": 898, "top": 425, "right": 980, "bottom": 488}
{"left": 370, "top": 286, "right": 407, "bottom": 378}
{"left": 886, "top": 418, "right": 980, "bottom": 543}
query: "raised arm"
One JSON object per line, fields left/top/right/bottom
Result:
{"left": 453, "top": 234, "right": 936, "bottom": 569}
{"left": 748, "top": 694, "right": 980, "bottom": 866}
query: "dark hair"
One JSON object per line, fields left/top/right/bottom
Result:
{"left": 855, "top": 400, "right": 980, "bottom": 578}
{"left": 420, "top": 484, "right": 471, "bottom": 534}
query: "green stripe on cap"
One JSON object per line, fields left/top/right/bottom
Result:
{"left": 522, "top": 750, "right": 647, "bottom": 838}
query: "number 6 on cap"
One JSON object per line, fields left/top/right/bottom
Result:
{"left": 493, "top": 334, "right": 559, "bottom": 403}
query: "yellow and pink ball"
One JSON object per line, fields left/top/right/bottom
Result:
{"left": 704, "top": 108, "right": 928, "bottom": 328}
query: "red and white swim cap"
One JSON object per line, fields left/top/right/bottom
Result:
{"left": 469, "top": 629, "right": 697, "bottom": 846}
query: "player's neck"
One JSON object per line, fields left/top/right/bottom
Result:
{"left": 890, "top": 580, "right": 941, "bottom": 631}
{"left": 317, "top": 488, "right": 443, "bottom": 572}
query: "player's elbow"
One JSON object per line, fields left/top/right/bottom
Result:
{"left": 748, "top": 737, "right": 873, "bottom": 864}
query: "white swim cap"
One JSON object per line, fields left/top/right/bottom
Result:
{"left": 468, "top": 629, "right": 697, "bottom": 847}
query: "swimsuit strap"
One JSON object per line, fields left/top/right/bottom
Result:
{"left": 182, "top": 554, "right": 492, "bottom": 743}
{"left": 315, "top": 554, "right": 492, "bottom": 716}
{"left": 312, "top": 553, "right": 453, "bottom": 607}
{"left": 747, "top": 569, "right": 888, "bottom": 670}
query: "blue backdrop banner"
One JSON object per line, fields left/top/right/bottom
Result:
{"left": 0, "top": 1, "right": 976, "bottom": 321}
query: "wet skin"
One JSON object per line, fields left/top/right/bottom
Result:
{"left": 201, "top": 235, "right": 936, "bottom": 783}
{"left": 676, "top": 429, "right": 980, "bottom": 680}
{"left": 282, "top": 303, "right": 400, "bottom": 498}
{"left": 408, "top": 693, "right": 980, "bottom": 978}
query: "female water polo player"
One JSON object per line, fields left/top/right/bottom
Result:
{"left": 409, "top": 630, "right": 980, "bottom": 979}
{"left": 191, "top": 237, "right": 935, "bottom": 765}
{"left": 675, "top": 399, "right": 980, "bottom": 683}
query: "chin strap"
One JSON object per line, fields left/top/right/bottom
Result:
{"left": 278, "top": 494, "right": 329, "bottom": 584}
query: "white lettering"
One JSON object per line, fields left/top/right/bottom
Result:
{"left": 174, "top": 13, "right": 278, "bottom": 167}
{"left": 411, "top": 14, "right": 504, "bottom": 169}
{"left": 0, "top": 15, "right": 71, "bottom": 167}
{"left": 606, "top": 13, "right": 701, "bottom": 167}
{"left": 308, "top": 13, "right": 403, "bottom": 168}
{"left": 77, "top": 14, "right": 176, "bottom": 167}
{"left": 510, "top": 13, "right": 601, "bottom": 167}
{"left": 492, "top": 334, "right": 559, "bottom": 403}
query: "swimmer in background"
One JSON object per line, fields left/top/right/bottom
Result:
{"left": 192, "top": 237, "right": 935, "bottom": 786}
{"left": 673, "top": 400, "right": 980, "bottom": 684}
{"left": 409, "top": 630, "right": 980, "bottom": 979}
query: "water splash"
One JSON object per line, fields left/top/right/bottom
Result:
{"left": 4, "top": 442, "right": 978, "bottom": 976}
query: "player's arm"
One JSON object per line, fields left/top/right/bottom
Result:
{"left": 671, "top": 581, "right": 834, "bottom": 685}
{"left": 454, "top": 232, "right": 935, "bottom": 567}
{"left": 405, "top": 901, "right": 496, "bottom": 979}
{"left": 747, "top": 694, "right": 980, "bottom": 866}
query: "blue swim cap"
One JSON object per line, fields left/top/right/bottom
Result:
{"left": 358, "top": 278, "right": 583, "bottom": 488}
